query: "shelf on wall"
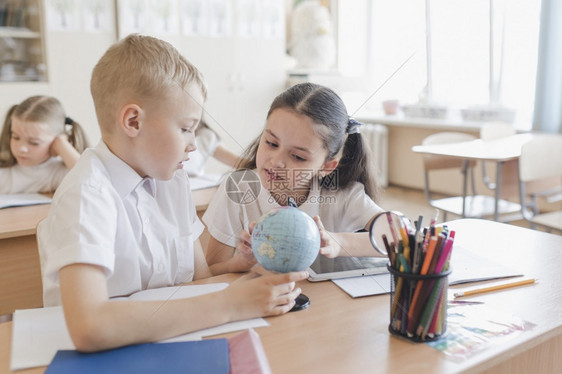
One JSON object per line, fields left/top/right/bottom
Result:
{"left": 0, "top": 27, "right": 40, "bottom": 38}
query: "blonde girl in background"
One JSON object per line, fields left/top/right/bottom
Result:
{"left": 203, "top": 82, "right": 385, "bottom": 275}
{"left": 0, "top": 95, "right": 89, "bottom": 194}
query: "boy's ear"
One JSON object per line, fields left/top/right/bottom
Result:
{"left": 119, "top": 104, "right": 143, "bottom": 138}
{"left": 320, "top": 158, "right": 339, "bottom": 176}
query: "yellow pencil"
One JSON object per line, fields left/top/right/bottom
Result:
{"left": 453, "top": 278, "right": 536, "bottom": 298}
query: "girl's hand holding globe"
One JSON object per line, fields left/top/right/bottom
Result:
{"left": 233, "top": 224, "right": 258, "bottom": 271}
{"left": 251, "top": 207, "right": 321, "bottom": 273}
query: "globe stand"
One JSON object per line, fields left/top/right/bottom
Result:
{"left": 290, "top": 293, "right": 310, "bottom": 312}
{"left": 285, "top": 197, "right": 312, "bottom": 312}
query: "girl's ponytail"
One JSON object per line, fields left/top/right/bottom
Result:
{"left": 65, "top": 117, "right": 89, "bottom": 153}
{"left": 323, "top": 118, "right": 379, "bottom": 201}
{"left": 0, "top": 105, "right": 18, "bottom": 167}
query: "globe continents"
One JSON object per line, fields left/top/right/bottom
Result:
{"left": 251, "top": 207, "right": 320, "bottom": 273}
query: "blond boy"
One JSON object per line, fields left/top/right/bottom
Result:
{"left": 38, "top": 34, "right": 307, "bottom": 352}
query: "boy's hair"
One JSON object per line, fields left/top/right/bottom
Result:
{"left": 0, "top": 96, "right": 89, "bottom": 168}
{"left": 91, "top": 34, "right": 207, "bottom": 135}
{"left": 238, "top": 82, "right": 379, "bottom": 201}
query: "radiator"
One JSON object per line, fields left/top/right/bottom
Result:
{"left": 362, "top": 124, "right": 389, "bottom": 187}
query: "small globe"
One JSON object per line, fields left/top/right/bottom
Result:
{"left": 251, "top": 206, "right": 320, "bottom": 273}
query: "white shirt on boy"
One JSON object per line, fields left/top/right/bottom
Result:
{"left": 38, "top": 141, "right": 204, "bottom": 307}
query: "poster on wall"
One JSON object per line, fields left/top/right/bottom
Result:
{"left": 180, "top": 0, "right": 208, "bottom": 35}
{"left": 118, "top": 0, "right": 181, "bottom": 37}
{"left": 207, "top": 0, "right": 231, "bottom": 37}
{"left": 261, "top": 0, "right": 284, "bottom": 39}
{"left": 118, "top": 0, "right": 150, "bottom": 36}
{"left": 179, "top": 0, "right": 231, "bottom": 37}
{"left": 46, "top": 0, "right": 113, "bottom": 33}
{"left": 236, "top": 0, "right": 259, "bottom": 38}
{"left": 46, "top": 0, "right": 80, "bottom": 31}
{"left": 149, "top": 0, "right": 179, "bottom": 35}
{"left": 235, "top": 0, "right": 283, "bottom": 39}
{"left": 82, "top": 0, "right": 114, "bottom": 33}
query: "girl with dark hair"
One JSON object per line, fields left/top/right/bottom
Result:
{"left": 203, "top": 83, "right": 385, "bottom": 275}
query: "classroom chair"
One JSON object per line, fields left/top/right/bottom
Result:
{"left": 421, "top": 132, "right": 519, "bottom": 221}
{"left": 479, "top": 122, "right": 517, "bottom": 191}
{"left": 518, "top": 134, "right": 562, "bottom": 233}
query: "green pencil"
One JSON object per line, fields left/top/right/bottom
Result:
{"left": 415, "top": 278, "right": 446, "bottom": 337}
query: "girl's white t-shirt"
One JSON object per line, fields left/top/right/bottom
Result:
{"left": 202, "top": 170, "right": 384, "bottom": 248}
{"left": 0, "top": 157, "right": 69, "bottom": 194}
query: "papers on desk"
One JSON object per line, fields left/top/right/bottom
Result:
{"left": 0, "top": 193, "right": 51, "bottom": 209}
{"left": 189, "top": 173, "right": 225, "bottom": 191}
{"left": 10, "top": 283, "right": 269, "bottom": 371}
{"left": 448, "top": 245, "right": 523, "bottom": 285}
{"left": 333, "top": 273, "right": 392, "bottom": 298}
{"left": 331, "top": 245, "right": 523, "bottom": 298}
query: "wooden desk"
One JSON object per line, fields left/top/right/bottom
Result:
{"left": 192, "top": 186, "right": 218, "bottom": 212}
{"left": 0, "top": 204, "right": 51, "bottom": 316}
{"left": 0, "top": 187, "right": 217, "bottom": 317}
{"left": 1, "top": 219, "right": 561, "bottom": 373}
{"left": 412, "top": 133, "right": 533, "bottom": 221}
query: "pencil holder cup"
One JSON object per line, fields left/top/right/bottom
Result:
{"left": 387, "top": 264, "right": 451, "bottom": 342}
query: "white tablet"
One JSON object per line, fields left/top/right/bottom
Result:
{"left": 307, "top": 255, "right": 389, "bottom": 282}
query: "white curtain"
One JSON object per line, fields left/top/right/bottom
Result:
{"left": 533, "top": 0, "right": 562, "bottom": 133}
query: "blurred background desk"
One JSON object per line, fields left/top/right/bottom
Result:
{"left": 192, "top": 186, "right": 218, "bottom": 213}
{"left": 1, "top": 219, "right": 561, "bottom": 373}
{"left": 412, "top": 133, "right": 533, "bottom": 221}
{"left": 0, "top": 204, "right": 50, "bottom": 316}
{"left": 0, "top": 186, "right": 218, "bottom": 317}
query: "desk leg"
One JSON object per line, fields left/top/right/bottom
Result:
{"left": 494, "top": 162, "right": 503, "bottom": 221}
{"left": 461, "top": 159, "right": 469, "bottom": 218}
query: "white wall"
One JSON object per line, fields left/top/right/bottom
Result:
{"left": 45, "top": 31, "right": 116, "bottom": 146}
{"left": 0, "top": 1, "right": 288, "bottom": 176}
{"left": 0, "top": 26, "right": 115, "bottom": 148}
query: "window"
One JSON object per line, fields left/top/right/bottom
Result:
{"left": 336, "top": 0, "right": 541, "bottom": 128}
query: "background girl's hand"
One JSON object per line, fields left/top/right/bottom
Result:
{"left": 50, "top": 134, "right": 81, "bottom": 169}
{"left": 223, "top": 270, "right": 309, "bottom": 319}
{"left": 314, "top": 215, "right": 342, "bottom": 258}
{"left": 50, "top": 134, "right": 69, "bottom": 157}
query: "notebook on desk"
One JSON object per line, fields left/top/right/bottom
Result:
{"left": 447, "top": 246, "right": 524, "bottom": 285}
{"left": 326, "top": 246, "right": 524, "bottom": 298}
{"left": 10, "top": 284, "right": 269, "bottom": 371}
{"left": 0, "top": 193, "right": 51, "bottom": 209}
{"left": 45, "top": 339, "right": 230, "bottom": 374}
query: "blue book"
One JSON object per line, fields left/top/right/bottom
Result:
{"left": 45, "top": 339, "right": 230, "bottom": 374}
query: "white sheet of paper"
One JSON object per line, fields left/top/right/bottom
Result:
{"left": 332, "top": 273, "right": 392, "bottom": 298}
{"left": 331, "top": 245, "right": 523, "bottom": 299}
{"left": 11, "top": 306, "right": 74, "bottom": 371}
{"left": 448, "top": 246, "right": 523, "bottom": 285}
{"left": 0, "top": 193, "right": 51, "bottom": 209}
{"left": 10, "top": 283, "right": 268, "bottom": 371}
{"left": 189, "top": 174, "right": 224, "bottom": 190}
{"left": 127, "top": 284, "right": 269, "bottom": 343}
